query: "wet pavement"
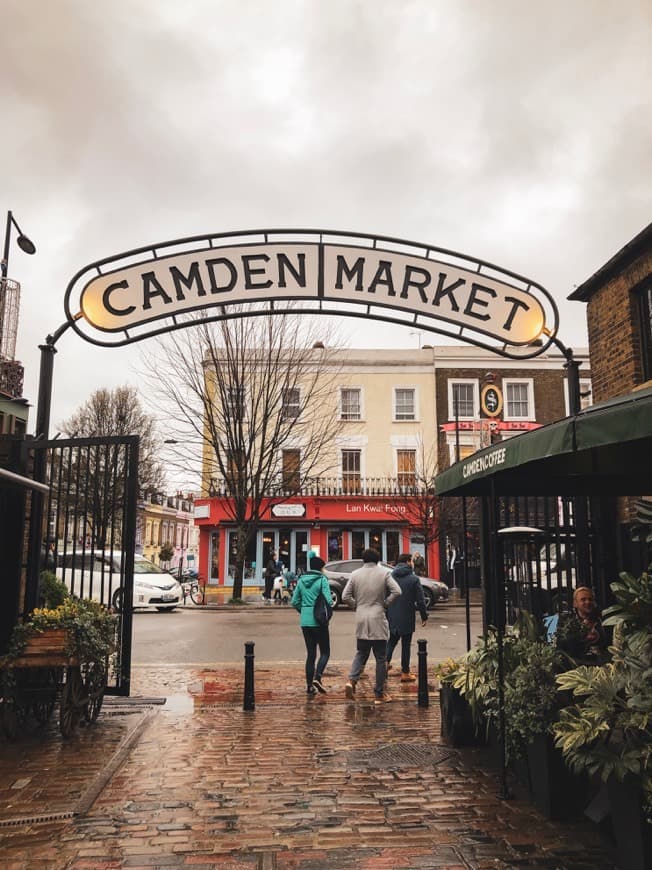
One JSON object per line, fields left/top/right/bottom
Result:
{"left": 0, "top": 662, "right": 619, "bottom": 869}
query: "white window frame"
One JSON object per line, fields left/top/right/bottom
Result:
{"left": 564, "top": 378, "right": 593, "bottom": 414}
{"left": 281, "top": 386, "right": 301, "bottom": 420}
{"left": 446, "top": 433, "right": 482, "bottom": 466}
{"left": 340, "top": 447, "right": 363, "bottom": 489}
{"left": 281, "top": 447, "right": 302, "bottom": 489}
{"left": 447, "top": 379, "right": 479, "bottom": 421}
{"left": 393, "top": 386, "right": 418, "bottom": 422}
{"left": 395, "top": 447, "right": 417, "bottom": 488}
{"left": 339, "top": 386, "right": 364, "bottom": 421}
{"left": 502, "top": 378, "right": 535, "bottom": 421}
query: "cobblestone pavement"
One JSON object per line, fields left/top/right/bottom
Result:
{"left": 0, "top": 663, "right": 618, "bottom": 869}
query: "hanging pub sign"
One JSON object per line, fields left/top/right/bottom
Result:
{"left": 481, "top": 383, "right": 503, "bottom": 418}
{"left": 65, "top": 229, "right": 559, "bottom": 359}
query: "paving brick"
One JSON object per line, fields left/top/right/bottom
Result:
{"left": 0, "top": 664, "right": 620, "bottom": 869}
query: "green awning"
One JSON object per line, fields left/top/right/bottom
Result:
{"left": 435, "top": 385, "right": 652, "bottom": 497}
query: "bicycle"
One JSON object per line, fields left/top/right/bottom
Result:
{"left": 181, "top": 574, "right": 205, "bottom": 606}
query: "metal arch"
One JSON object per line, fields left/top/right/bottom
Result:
{"left": 63, "top": 228, "right": 560, "bottom": 360}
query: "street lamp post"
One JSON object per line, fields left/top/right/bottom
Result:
{"left": 1, "top": 210, "right": 36, "bottom": 358}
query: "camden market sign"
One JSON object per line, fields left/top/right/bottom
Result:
{"left": 65, "top": 229, "right": 559, "bottom": 358}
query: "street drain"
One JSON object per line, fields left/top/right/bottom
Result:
{"left": 0, "top": 811, "right": 75, "bottom": 828}
{"left": 323, "top": 742, "right": 456, "bottom": 770}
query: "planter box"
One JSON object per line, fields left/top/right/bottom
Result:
{"left": 525, "top": 733, "right": 589, "bottom": 821}
{"left": 607, "top": 775, "right": 652, "bottom": 870}
{"left": 439, "top": 685, "right": 479, "bottom": 746}
{"left": 7, "top": 629, "right": 77, "bottom": 668}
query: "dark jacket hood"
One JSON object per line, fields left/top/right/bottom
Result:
{"left": 392, "top": 563, "right": 414, "bottom": 579}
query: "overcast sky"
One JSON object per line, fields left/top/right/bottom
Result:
{"left": 3, "top": 0, "right": 651, "bottom": 434}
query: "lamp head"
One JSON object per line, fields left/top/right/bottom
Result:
{"left": 16, "top": 234, "right": 36, "bottom": 255}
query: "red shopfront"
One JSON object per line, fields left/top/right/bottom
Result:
{"left": 194, "top": 494, "right": 440, "bottom": 587}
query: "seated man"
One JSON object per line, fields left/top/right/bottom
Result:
{"left": 556, "top": 586, "right": 610, "bottom": 662}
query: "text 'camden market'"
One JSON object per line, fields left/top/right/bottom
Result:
{"left": 80, "top": 244, "right": 545, "bottom": 343}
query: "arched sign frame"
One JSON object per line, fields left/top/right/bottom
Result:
{"left": 63, "top": 228, "right": 560, "bottom": 361}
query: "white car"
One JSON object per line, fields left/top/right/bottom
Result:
{"left": 56, "top": 551, "right": 183, "bottom": 612}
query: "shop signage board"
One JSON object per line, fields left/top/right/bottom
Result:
{"left": 271, "top": 503, "right": 306, "bottom": 517}
{"left": 64, "top": 229, "right": 560, "bottom": 359}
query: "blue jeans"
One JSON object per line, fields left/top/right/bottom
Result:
{"left": 349, "top": 638, "right": 387, "bottom": 697}
{"left": 301, "top": 626, "right": 330, "bottom": 687}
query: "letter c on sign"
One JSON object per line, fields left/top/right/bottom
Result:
{"left": 103, "top": 280, "right": 136, "bottom": 317}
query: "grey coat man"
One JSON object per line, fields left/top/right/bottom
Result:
{"left": 343, "top": 549, "right": 401, "bottom": 703}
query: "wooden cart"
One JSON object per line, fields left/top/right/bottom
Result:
{"left": 0, "top": 629, "right": 108, "bottom": 739}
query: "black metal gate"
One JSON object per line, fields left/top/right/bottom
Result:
{"left": 482, "top": 493, "right": 598, "bottom": 627}
{"left": 24, "top": 435, "right": 139, "bottom": 696}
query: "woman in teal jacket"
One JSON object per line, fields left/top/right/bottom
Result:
{"left": 291, "top": 555, "right": 332, "bottom": 695}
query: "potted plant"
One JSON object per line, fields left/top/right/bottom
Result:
{"left": 553, "top": 568, "right": 652, "bottom": 869}
{"left": 435, "top": 657, "right": 478, "bottom": 746}
{"left": 437, "top": 612, "right": 584, "bottom": 818}
{"left": 4, "top": 596, "right": 117, "bottom": 665}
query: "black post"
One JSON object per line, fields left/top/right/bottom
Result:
{"left": 462, "top": 496, "right": 472, "bottom": 651}
{"left": 24, "top": 339, "right": 59, "bottom": 613}
{"left": 243, "top": 640, "right": 255, "bottom": 711}
{"left": 491, "top": 481, "right": 512, "bottom": 801}
{"left": 417, "top": 638, "right": 429, "bottom": 707}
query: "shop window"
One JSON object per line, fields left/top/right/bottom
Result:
{"left": 638, "top": 283, "right": 652, "bottom": 381}
{"left": 385, "top": 530, "right": 400, "bottom": 564}
{"left": 394, "top": 388, "right": 416, "bottom": 421}
{"left": 448, "top": 380, "right": 477, "bottom": 419}
{"left": 340, "top": 387, "right": 362, "bottom": 420}
{"left": 342, "top": 449, "right": 361, "bottom": 492}
{"left": 281, "top": 387, "right": 300, "bottom": 420}
{"left": 503, "top": 380, "right": 534, "bottom": 420}
{"left": 397, "top": 449, "right": 416, "bottom": 489}
{"left": 282, "top": 449, "right": 301, "bottom": 490}
{"left": 369, "top": 530, "right": 382, "bottom": 553}
{"left": 351, "top": 530, "right": 366, "bottom": 558}
{"left": 210, "top": 532, "right": 220, "bottom": 583}
{"left": 327, "top": 531, "right": 343, "bottom": 561}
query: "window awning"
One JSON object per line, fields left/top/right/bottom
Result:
{"left": 434, "top": 385, "right": 652, "bottom": 497}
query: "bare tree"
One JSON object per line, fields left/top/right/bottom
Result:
{"left": 58, "top": 386, "right": 165, "bottom": 549}
{"left": 141, "top": 310, "right": 345, "bottom": 599}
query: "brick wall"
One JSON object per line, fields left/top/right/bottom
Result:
{"left": 584, "top": 250, "right": 652, "bottom": 402}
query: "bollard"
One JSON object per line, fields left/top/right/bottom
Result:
{"left": 243, "top": 641, "right": 255, "bottom": 711}
{"left": 417, "top": 638, "right": 429, "bottom": 707}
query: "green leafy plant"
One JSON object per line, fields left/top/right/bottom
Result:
{"left": 39, "top": 570, "right": 70, "bottom": 609}
{"left": 553, "top": 568, "right": 652, "bottom": 823}
{"left": 4, "top": 598, "right": 118, "bottom": 665}
{"left": 159, "top": 542, "right": 174, "bottom": 564}
{"left": 444, "top": 611, "right": 573, "bottom": 761}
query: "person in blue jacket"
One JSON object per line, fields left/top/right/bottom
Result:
{"left": 291, "top": 554, "right": 332, "bottom": 695}
{"left": 386, "top": 553, "right": 428, "bottom": 681}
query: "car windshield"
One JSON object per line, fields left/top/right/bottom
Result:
{"left": 132, "top": 559, "right": 166, "bottom": 575}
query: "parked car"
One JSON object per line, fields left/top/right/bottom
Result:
{"left": 57, "top": 551, "right": 183, "bottom": 612}
{"left": 322, "top": 559, "right": 448, "bottom": 609}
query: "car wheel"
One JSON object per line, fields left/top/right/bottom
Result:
{"left": 156, "top": 606, "right": 176, "bottom": 612}
{"left": 330, "top": 587, "right": 342, "bottom": 609}
{"left": 422, "top": 588, "right": 435, "bottom": 610}
{"left": 111, "top": 587, "right": 124, "bottom": 613}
